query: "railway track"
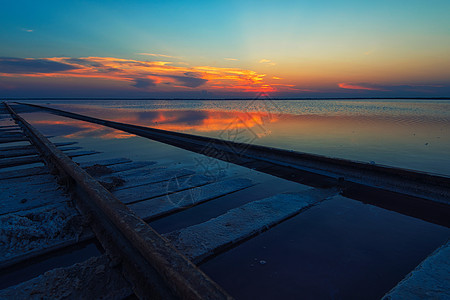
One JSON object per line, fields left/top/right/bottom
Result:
{"left": 0, "top": 102, "right": 449, "bottom": 299}
{"left": 1, "top": 103, "right": 231, "bottom": 299}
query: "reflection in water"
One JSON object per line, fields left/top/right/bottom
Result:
{"left": 136, "top": 110, "right": 278, "bottom": 134}
{"left": 32, "top": 119, "right": 135, "bottom": 139}
{"left": 30, "top": 109, "right": 280, "bottom": 140}
{"left": 21, "top": 99, "right": 450, "bottom": 176}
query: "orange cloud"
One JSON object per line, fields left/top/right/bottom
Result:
{"left": 338, "top": 83, "right": 385, "bottom": 91}
{"left": 259, "top": 59, "right": 276, "bottom": 66}
{"left": 0, "top": 56, "right": 287, "bottom": 93}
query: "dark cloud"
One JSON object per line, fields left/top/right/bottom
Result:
{"left": 0, "top": 57, "right": 79, "bottom": 74}
{"left": 168, "top": 75, "right": 208, "bottom": 88}
{"left": 116, "top": 60, "right": 148, "bottom": 66}
{"left": 339, "top": 82, "right": 448, "bottom": 93}
{"left": 64, "top": 58, "right": 121, "bottom": 73}
{"left": 131, "top": 78, "right": 156, "bottom": 88}
{"left": 63, "top": 58, "right": 104, "bottom": 68}
{"left": 387, "top": 84, "right": 447, "bottom": 93}
{"left": 183, "top": 71, "right": 201, "bottom": 77}
{"left": 97, "top": 67, "right": 121, "bottom": 73}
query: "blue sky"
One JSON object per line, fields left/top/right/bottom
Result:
{"left": 1, "top": 0, "right": 449, "bottom": 98}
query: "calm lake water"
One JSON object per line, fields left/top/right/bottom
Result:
{"left": 18, "top": 98, "right": 450, "bottom": 175}
{"left": 5, "top": 99, "right": 449, "bottom": 299}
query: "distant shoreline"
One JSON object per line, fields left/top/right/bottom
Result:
{"left": 2, "top": 97, "right": 450, "bottom": 101}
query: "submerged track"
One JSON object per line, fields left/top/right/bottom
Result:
{"left": 3, "top": 102, "right": 231, "bottom": 299}
{"left": 16, "top": 102, "right": 450, "bottom": 227}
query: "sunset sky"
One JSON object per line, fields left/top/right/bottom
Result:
{"left": 1, "top": 0, "right": 449, "bottom": 98}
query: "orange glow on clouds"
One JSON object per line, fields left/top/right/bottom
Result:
{"left": 338, "top": 83, "right": 384, "bottom": 91}
{"left": 0, "top": 56, "right": 294, "bottom": 93}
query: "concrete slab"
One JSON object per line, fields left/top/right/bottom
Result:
{"left": 383, "top": 240, "right": 450, "bottom": 300}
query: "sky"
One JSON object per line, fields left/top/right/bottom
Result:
{"left": 1, "top": 0, "right": 449, "bottom": 98}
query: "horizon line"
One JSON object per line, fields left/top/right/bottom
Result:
{"left": 2, "top": 97, "right": 450, "bottom": 101}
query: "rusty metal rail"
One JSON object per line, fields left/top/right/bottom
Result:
{"left": 3, "top": 102, "right": 232, "bottom": 299}
{"left": 15, "top": 101, "right": 450, "bottom": 227}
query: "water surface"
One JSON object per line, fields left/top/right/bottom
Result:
{"left": 19, "top": 99, "right": 450, "bottom": 175}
